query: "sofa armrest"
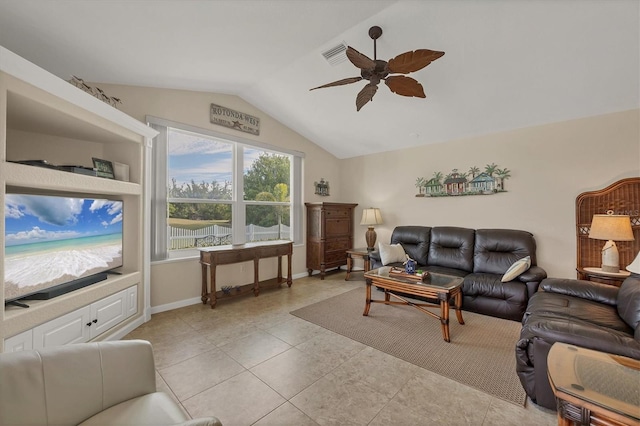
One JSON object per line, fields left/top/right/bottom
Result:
{"left": 539, "top": 278, "right": 619, "bottom": 306}
{"left": 0, "top": 340, "right": 158, "bottom": 426}
{"left": 97, "top": 340, "right": 158, "bottom": 409}
{"left": 520, "top": 317, "right": 640, "bottom": 359}
{"left": 517, "top": 265, "right": 547, "bottom": 283}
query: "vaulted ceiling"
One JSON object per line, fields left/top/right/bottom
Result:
{"left": 0, "top": 0, "right": 638, "bottom": 159}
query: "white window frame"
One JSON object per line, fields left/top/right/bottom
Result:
{"left": 147, "top": 116, "right": 304, "bottom": 261}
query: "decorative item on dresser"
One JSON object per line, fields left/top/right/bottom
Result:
{"left": 576, "top": 177, "right": 640, "bottom": 286}
{"left": 360, "top": 207, "right": 383, "bottom": 251}
{"left": 305, "top": 202, "right": 357, "bottom": 280}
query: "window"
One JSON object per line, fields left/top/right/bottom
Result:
{"left": 148, "top": 117, "right": 303, "bottom": 260}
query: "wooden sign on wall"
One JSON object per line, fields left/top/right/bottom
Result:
{"left": 210, "top": 103, "right": 260, "bottom": 136}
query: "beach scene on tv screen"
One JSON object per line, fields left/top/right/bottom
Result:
{"left": 4, "top": 194, "right": 123, "bottom": 301}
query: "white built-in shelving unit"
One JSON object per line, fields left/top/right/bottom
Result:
{"left": 0, "top": 46, "right": 157, "bottom": 351}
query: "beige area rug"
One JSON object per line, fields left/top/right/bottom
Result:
{"left": 290, "top": 286, "right": 526, "bottom": 406}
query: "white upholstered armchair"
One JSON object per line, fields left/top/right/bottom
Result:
{"left": 0, "top": 339, "right": 221, "bottom": 426}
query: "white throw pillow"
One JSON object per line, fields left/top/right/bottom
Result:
{"left": 379, "top": 243, "right": 406, "bottom": 265}
{"left": 501, "top": 256, "right": 531, "bottom": 282}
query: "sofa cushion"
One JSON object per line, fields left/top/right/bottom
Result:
{"left": 518, "top": 315, "right": 640, "bottom": 360}
{"left": 428, "top": 227, "right": 475, "bottom": 272}
{"left": 540, "top": 278, "right": 618, "bottom": 306}
{"left": 391, "top": 226, "right": 430, "bottom": 265}
{"left": 525, "top": 291, "right": 633, "bottom": 334}
{"left": 474, "top": 229, "right": 536, "bottom": 274}
{"left": 501, "top": 256, "right": 531, "bottom": 282}
{"left": 463, "top": 273, "right": 527, "bottom": 301}
{"left": 378, "top": 243, "right": 406, "bottom": 265}
{"left": 617, "top": 275, "right": 640, "bottom": 333}
{"left": 423, "top": 265, "right": 468, "bottom": 278}
{"left": 462, "top": 273, "right": 528, "bottom": 321}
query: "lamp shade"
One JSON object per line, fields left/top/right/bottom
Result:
{"left": 360, "top": 208, "right": 383, "bottom": 226}
{"left": 627, "top": 252, "right": 640, "bottom": 274}
{"left": 588, "top": 214, "right": 634, "bottom": 241}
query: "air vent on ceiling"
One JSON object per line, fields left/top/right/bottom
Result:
{"left": 321, "top": 42, "right": 348, "bottom": 66}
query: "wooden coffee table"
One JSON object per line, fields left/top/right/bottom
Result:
{"left": 363, "top": 267, "right": 464, "bottom": 342}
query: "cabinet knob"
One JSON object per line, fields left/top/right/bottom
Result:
{"left": 92, "top": 319, "right": 98, "bottom": 324}
{"left": 86, "top": 322, "right": 92, "bottom": 327}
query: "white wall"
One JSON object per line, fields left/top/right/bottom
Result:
{"left": 341, "top": 109, "right": 640, "bottom": 278}
{"left": 94, "top": 83, "right": 343, "bottom": 309}
{"left": 95, "top": 82, "right": 639, "bottom": 307}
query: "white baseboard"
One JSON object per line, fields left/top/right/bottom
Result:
{"left": 103, "top": 315, "right": 146, "bottom": 341}
{"left": 150, "top": 272, "right": 311, "bottom": 314}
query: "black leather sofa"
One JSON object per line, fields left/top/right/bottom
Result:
{"left": 369, "top": 226, "right": 547, "bottom": 321}
{"left": 515, "top": 275, "right": 640, "bottom": 410}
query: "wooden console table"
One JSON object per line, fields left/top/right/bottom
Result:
{"left": 199, "top": 241, "right": 293, "bottom": 308}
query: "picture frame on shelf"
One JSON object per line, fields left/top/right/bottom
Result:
{"left": 92, "top": 157, "right": 115, "bottom": 179}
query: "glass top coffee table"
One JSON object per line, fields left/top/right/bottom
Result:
{"left": 548, "top": 342, "right": 640, "bottom": 425}
{"left": 363, "top": 267, "right": 464, "bottom": 342}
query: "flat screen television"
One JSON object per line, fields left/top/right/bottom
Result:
{"left": 4, "top": 193, "right": 123, "bottom": 304}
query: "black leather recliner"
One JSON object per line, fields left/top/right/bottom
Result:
{"left": 515, "top": 275, "right": 640, "bottom": 410}
{"left": 369, "top": 226, "right": 547, "bottom": 321}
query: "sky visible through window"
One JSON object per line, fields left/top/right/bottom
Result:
{"left": 168, "top": 128, "right": 262, "bottom": 188}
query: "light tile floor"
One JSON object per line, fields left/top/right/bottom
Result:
{"left": 124, "top": 271, "right": 556, "bottom": 426}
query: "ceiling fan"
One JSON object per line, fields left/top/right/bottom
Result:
{"left": 310, "top": 26, "right": 445, "bottom": 111}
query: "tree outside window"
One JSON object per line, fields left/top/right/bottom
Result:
{"left": 166, "top": 129, "right": 292, "bottom": 250}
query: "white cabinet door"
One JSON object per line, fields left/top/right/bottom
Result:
{"left": 126, "top": 285, "right": 137, "bottom": 318}
{"left": 90, "top": 289, "right": 127, "bottom": 338}
{"left": 33, "top": 306, "right": 92, "bottom": 349}
{"left": 4, "top": 329, "right": 33, "bottom": 352}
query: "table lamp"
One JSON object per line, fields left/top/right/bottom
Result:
{"left": 588, "top": 212, "right": 634, "bottom": 273}
{"left": 360, "top": 208, "right": 383, "bottom": 251}
{"left": 627, "top": 252, "right": 640, "bottom": 275}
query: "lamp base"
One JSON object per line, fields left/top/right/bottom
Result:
{"left": 601, "top": 240, "right": 621, "bottom": 273}
{"left": 365, "top": 227, "right": 377, "bottom": 251}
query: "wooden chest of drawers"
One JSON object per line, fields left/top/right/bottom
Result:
{"left": 305, "top": 202, "right": 358, "bottom": 279}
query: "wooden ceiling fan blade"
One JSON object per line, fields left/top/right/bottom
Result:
{"left": 385, "top": 76, "right": 426, "bottom": 98}
{"left": 388, "top": 49, "right": 445, "bottom": 74}
{"left": 310, "top": 76, "right": 363, "bottom": 91}
{"left": 356, "top": 83, "right": 378, "bottom": 111}
{"left": 346, "top": 46, "right": 376, "bottom": 70}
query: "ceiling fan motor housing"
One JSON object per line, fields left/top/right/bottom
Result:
{"left": 361, "top": 60, "right": 389, "bottom": 82}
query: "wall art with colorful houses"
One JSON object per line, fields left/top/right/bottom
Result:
{"left": 415, "top": 164, "right": 511, "bottom": 197}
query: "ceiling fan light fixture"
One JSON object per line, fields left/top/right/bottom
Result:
{"left": 310, "top": 26, "right": 444, "bottom": 111}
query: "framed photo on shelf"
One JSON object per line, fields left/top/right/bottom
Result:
{"left": 92, "top": 157, "right": 115, "bottom": 179}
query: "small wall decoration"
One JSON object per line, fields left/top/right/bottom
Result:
{"left": 68, "top": 76, "right": 122, "bottom": 108}
{"left": 415, "top": 164, "right": 511, "bottom": 197}
{"left": 210, "top": 103, "right": 260, "bottom": 136}
{"left": 314, "top": 178, "right": 330, "bottom": 196}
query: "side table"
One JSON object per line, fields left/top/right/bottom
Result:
{"left": 547, "top": 342, "right": 640, "bottom": 426}
{"left": 345, "top": 248, "right": 371, "bottom": 281}
{"left": 577, "top": 267, "right": 630, "bottom": 287}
